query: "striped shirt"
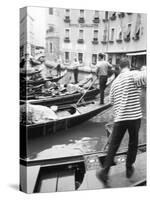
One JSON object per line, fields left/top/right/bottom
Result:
{"left": 110, "top": 69, "right": 146, "bottom": 122}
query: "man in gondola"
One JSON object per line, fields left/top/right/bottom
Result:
{"left": 96, "top": 53, "right": 112, "bottom": 105}
{"left": 20, "top": 53, "right": 32, "bottom": 69}
{"left": 96, "top": 57, "right": 146, "bottom": 187}
{"left": 36, "top": 54, "right": 49, "bottom": 80}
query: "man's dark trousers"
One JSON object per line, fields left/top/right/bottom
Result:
{"left": 99, "top": 75, "right": 107, "bottom": 104}
{"left": 103, "top": 118, "right": 141, "bottom": 174}
{"left": 74, "top": 68, "right": 78, "bottom": 84}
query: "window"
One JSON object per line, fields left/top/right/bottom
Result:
{"left": 101, "top": 29, "right": 107, "bottom": 44}
{"left": 78, "top": 10, "right": 85, "bottom": 23}
{"left": 110, "top": 28, "right": 115, "bottom": 41}
{"left": 128, "top": 23, "right": 132, "bottom": 31}
{"left": 92, "top": 54, "right": 97, "bottom": 65}
{"left": 124, "top": 24, "right": 131, "bottom": 42}
{"left": 94, "top": 30, "right": 98, "bottom": 39}
{"left": 118, "top": 31, "right": 122, "bottom": 40}
{"left": 95, "top": 10, "right": 99, "bottom": 17}
{"left": 116, "top": 55, "right": 122, "bottom": 65}
{"left": 64, "top": 9, "right": 70, "bottom": 23}
{"left": 108, "top": 55, "right": 112, "bottom": 64}
{"left": 105, "top": 11, "right": 108, "bottom": 20}
{"left": 65, "top": 9, "right": 70, "bottom": 16}
{"left": 49, "top": 43, "right": 53, "bottom": 53}
{"left": 93, "top": 11, "right": 100, "bottom": 23}
{"left": 133, "top": 27, "right": 140, "bottom": 41}
{"left": 116, "top": 26, "right": 122, "bottom": 42}
{"left": 103, "top": 29, "right": 107, "bottom": 41}
{"left": 80, "top": 10, "right": 84, "bottom": 18}
{"left": 103, "top": 11, "right": 108, "bottom": 22}
{"left": 65, "top": 29, "right": 70, "bottom": 37}
{"left": 49, "top": 8, "right": 53, "bottom": 15}
{"left": 79, "top": 29, "right": 83, "bottom": 39}
{"left": 64, "top": 29, "right": 70, "bottom": 42}
{"left": 65, "top": 52, "right": 70, "bottom": 63}
{"left": 78, "top": 53, "right": 83, "bottom": 63}
{"left": 77, "top": 30, "right": 84, "bottom": 43}
{"left": 92, "top": 30, "right": 99, "bottom": 44}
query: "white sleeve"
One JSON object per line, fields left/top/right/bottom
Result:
{"left": 133, "top": 71, "right": 146, "bottom": 87}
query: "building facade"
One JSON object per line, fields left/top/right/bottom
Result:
{"left": 20, "top": 7, "right": 35, "bottom": 58}
{"left": 45, "top": 8, "right": 147, "bottom": 68}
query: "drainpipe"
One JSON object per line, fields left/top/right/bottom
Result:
{"left": 105, "top": 13, "right": 110, "bottom": 61}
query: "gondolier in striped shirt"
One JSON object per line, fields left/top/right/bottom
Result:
{"left": 96, "top": 57, "right": 146, "bottom": 186}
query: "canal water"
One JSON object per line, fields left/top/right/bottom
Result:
{"left": 27, "top": 70, "right": 146, "bottom": 161}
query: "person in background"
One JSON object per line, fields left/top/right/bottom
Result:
{"left": 20, "top": 55, "right": 27, "bottom": 69}
{"left": 37, "top": 55, "right": 48, "bottom": 80}
{"left": 114, "top": 65, "right": 120, "bottom": 78}
{"left": 96, "top": 53, "right": 112, "bottom": 105}
{"left": 96, "top": 57, "right": 146, "bottom": 187}
{"left": 20, "top": 53, "right": 32, "bottom": 69}
{"left": 73, "top": 58, "right": 80, "bottom": 84}
{"left": 56, "top": 57, "right": 62, "bottom": 76}
{"left": 30, "top": 56, "right": 41, "bottom": 67}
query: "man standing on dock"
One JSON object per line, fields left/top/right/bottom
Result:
{"left": 96, "top": 58, "right": 146, "bottom": 186}
{"left": 73, "top": 58, "right": 80, "bottom": 84}
{"left": 96, "top": 53, "right": 112, "bottom": 105}
{"left": 56, "top": 57, "right": 62, "bottom": 76}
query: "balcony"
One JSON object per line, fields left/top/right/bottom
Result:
{"left": 93, "top": 17, "right": 100, "bottom": 24}
{"left": 118, "top": 12, "right": 125, "bottom": 18}
{"left": 64, "top": 16, "right": 71, "bottom": 23}
{"left": 116, "top": 38, "right": 123, "bottom": 43}
{"left": 77, "top": 39, "right": 84, "bottom": 44}
{"left": 101, "top": 39, "right": 107, "bottom": 44}
{"left": 124, "top": 35, "right": 130, "bottom": 42}
{"left": 92, "top": 38, "right": 99, "bottom": 44}
{"left": 132, "top": 34, "right": 140, "bottom": 41}
{"left": 78, "top": 17, "right": 85, "bottom": 23}
{"left": 64, "top": 37, "right": 70, "bottom": 43}
{"left": 103, "top": 18, "right": 109, "bottom": 22}
{"left": 108, "top": 40, "right": 114, "bottom": 43}
{"left": 101, "top": 34, "right": 107, "bottom": 44}
{"left": 132, "top": 29, "right": 140, "bottom": 41}
{"left": 110, "top": 14, "right": 116, "bottom": 20}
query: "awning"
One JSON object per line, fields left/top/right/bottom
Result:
{"left": 126, "top": 51, "right": 146, "bottom": 56}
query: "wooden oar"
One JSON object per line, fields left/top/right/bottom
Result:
{"left": 75, "top": 77, "right": 98, "bottom": 106}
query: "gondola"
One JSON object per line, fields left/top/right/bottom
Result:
{"left": 26, "top": 87, "right": 99, "bottom": 106}
{"left": 20, "top": 143, "right": 146, "bottom": 193}
{"left": 20, "top": 101, "right": 111, "bottom": 139}
{"left": 20, "top": 67, "right": 42, "bottom": 76}
{"left": 22, "top": 70, "right": 67, "bottom": 86}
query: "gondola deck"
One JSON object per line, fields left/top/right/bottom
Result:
{"left": 20, "top": 144, "right": 146, "bottom": 193}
